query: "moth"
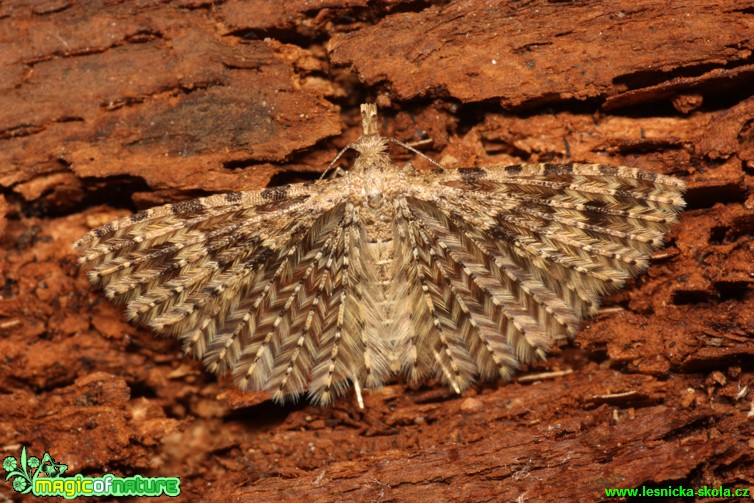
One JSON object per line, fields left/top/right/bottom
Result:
{"left": 75, "top": 103, "right": 685, "bottom": 407}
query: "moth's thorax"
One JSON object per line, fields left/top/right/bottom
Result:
{"left": 352, "top": 134, "right": 391, "bottom": 172}
{"left": 348, "top": 134, "right": 403, "bottom": 208}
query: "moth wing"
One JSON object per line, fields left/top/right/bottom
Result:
{"left": 229, "top": 199, "right": 393, "bottom": 405}
{"left": 437, "top": 163, "right": 685, "bottom": 318}
{"left": 77, "top": 180, "right": 389, "bottom": 404}
{"left": 389, "top": 194, "right": 523, "bottom": 393}
{"left": 386, "top": 162, "right": 683, "bottom": 394}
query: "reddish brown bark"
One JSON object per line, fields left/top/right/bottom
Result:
{"left": 1, "top": 1, "right": 752, "bottom": 501}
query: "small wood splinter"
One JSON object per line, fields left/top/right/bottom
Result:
{"left": 75, "top": 103, "right": 685, "bottom": 407}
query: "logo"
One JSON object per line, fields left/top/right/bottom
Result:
{"left": 3, "top": 446, "right": 180, "bottom": 499}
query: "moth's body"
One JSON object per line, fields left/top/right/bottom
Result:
{"left": 76, "top": 104, "right": 685, "bottom": 406}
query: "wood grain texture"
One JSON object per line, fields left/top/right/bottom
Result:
{"left": 0, "top": 1, "right": 752, "bottom": 501}
{"left": 330, "top": 0, "right": 754, "bottom": 108}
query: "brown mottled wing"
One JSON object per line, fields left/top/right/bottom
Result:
{"left": 75, "top": 181, "right": 387, "bottom": 405}
{"left": 390, "top": 195, "right": 520, "bottom": 394}
{"left": 391, "top": 162, "right": 684, "bottom": 392}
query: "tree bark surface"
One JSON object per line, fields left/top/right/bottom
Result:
{"left": 1, "top": 1, "right": 752, "bottom": 501}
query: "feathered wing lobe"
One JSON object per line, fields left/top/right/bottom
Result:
{"left": 76, "top": 182, "right": 389, "bottom": 404}
{"left": 413, "top": 162, "right": 686, "bottom": 370}
{"left": 75, "top": 188, "right": 315, "bottom": 325}
{"left": 389, "top": 196, "right": 521, "bottom": 393}
{"left": 230, "top": 201, "right": 391, "bottom": 405}
{"left": 76, "top": 157, "right": 685, "bottom": 403}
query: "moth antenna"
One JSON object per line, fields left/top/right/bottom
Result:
{"left": 388, "top": 137, "right": 447, "bottom": 172}
{"left": 319, "top": 142, "right": 356, "bottom": 180}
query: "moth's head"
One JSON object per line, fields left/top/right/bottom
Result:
{"left": 360, "top": 103, "right": 379, "bottom": 136}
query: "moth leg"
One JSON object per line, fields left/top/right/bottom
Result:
{"left": 328, "top": 166, "right": 347, "bottom": 179}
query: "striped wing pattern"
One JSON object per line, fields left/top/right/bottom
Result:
{"left": 387, "top": 163, "right": 684, "bottom": 394}
{"left": 76, "top": 162, "right": 684, "bottom": 404}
